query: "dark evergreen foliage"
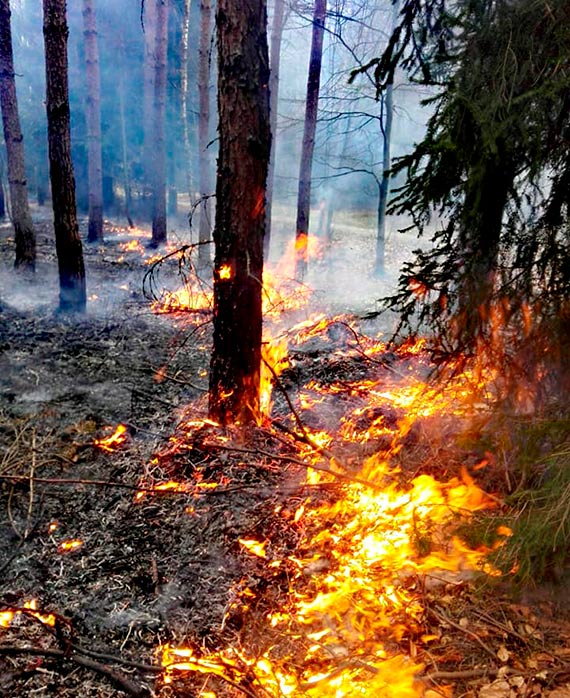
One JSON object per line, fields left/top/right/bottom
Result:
{"left": 363, "top": 0, "right": 570, "bottom": 402}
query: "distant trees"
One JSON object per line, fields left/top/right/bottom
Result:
{"left": 208, "top": 0, "right": 271, "bottom": 425}
{"left": 0, "top": 0, "right": 36, "bottom": 271}
{"left": 295, "top": 0, "right": 326, "bottom": 280}
{"left": 82, "top": 0, "right": 103, "bottom": 243}
{"left": 43, "top": 0, "right": 86, "bottom": 312}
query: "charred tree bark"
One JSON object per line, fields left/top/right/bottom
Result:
{"left": 0, "top": 0, "right": 36, "bottom": 271}
{"left": 82, "top": 0, "right": 103, "bottom": 243}
{"left": 197, "top": 0, "right": 212, "bottom": 270}
{"left": 151, "top": 0, "right": 168, "bottom": 246}
{"left": 294, "top": 0, "right": 326, "bottom": 281}
{"left": 264, "top": 0, "right": 286, "bottom": 260}
{"left": 43, "top": 0, "right": 86, "bottom": 313}
{"left": 208, "top": 0, "right": 271, "bottom": 426}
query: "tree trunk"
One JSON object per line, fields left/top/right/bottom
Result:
{"left": 43, "top": 0, "right": 86, "bottom": 313}
{"left": 197, "top": 0, "right": 212, "bottom": 269}
{"left": 0, "top": 0, "right": 36, "bottom": 271}
{"left": 294, "top": 0, "right": 326, "bottom": 280}
{"left": 180, "top": 0, "right": 193, "bottom": 203}
{"left": 455, "top": 149, "right": 515, "bottom": 345}
{"left": 118, "top": 45, "right": 134, "bottom": 228}
{"left": 151, "top": 0, "right": 167, "bottom": 246}
{"left": 264, "top": 0, "right": 286, "bottom": 260}
{"left": 374, "top": 0, "right": 398, "bottom": 277}
{"left": 142, "top": 0, "right": 156, "bottom": 221}
{"left": 208, "top": 0, "right": 271, "bottom": 426}
{"left": 82, "top": 0, "right": 103, "bottom": 243}
{"left": 375, "top": 83, "right": 394, "bottom": 276}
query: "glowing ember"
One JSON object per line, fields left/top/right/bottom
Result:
{"left": 218, "top": 263, "right": 232, "bottom": 280}
{"left": 58, "top": 539, "right": 83, "bottom": 553}
{"left": 238, "top": 539, "right": 267, "bottom": 558}
{"left": 47, "top": 521, "right": 59, "bottom": 534}
{"left": 0, "top": 599, "right": 56, "bottom": 628}
{"left": 93, "top": 424, "right": 128, "bottom": 452}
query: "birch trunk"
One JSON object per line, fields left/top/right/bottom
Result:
{"left": 82, "top": 0, "right": 103, "bottom": 243}
{"left": 197, "top": 0, "right": 212, "bottom": 269}
{"left": 264, "top": 0, "right": 286, "bottom": 260}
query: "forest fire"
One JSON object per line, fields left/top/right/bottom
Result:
{"left": 153, "top": 322, "right": 509, "bottom": 696}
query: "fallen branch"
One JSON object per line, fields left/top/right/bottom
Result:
{"left": 0, "top": 645, "right": 149, "bottom": 697}
{"left": 205, "top": 443, "right": 382, "bottom": 491}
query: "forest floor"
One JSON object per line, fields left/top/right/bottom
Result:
{"left": 0, "top": 205, "right": 569, "bottom": 698}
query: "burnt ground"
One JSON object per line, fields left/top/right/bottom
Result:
{"left": 0, "top": 209, "right": 570, "bottom": 698}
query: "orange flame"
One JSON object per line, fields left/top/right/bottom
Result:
{"left": 58, "top": 539, "right": 83, "bottom": 553}
{"left": 94, "top": 424, "right": 128, "bottom": 452}
{"left": 0, "top": 599, "right": 56, "bottom": 628}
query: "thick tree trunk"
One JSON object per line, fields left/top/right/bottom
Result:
{"left": 142, "top": 0, "right": 156, "bottom": 220}
{"left": 295, "top": 0, "right": 326, "bottom": 280}
{"left": 0, "top": 0, "right": 36, "bottom": 271}
{"left": 264, "top": 0, "right": 286, "bottom": 260}
{"left": 197, "top": 0, "right": 212, "bottom": 269}
{"left": 151, "top": 0, "right": 167, "bottom": 246}
{"left": 208, "top": 0, "right": 271, "bottom": 425}
{"left": 43, "top": 0, "right": 86, "bottom": 313}
{"left": 82, "top": 0, "right": 103, "bottom": 243}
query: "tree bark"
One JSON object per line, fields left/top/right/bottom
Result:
{"left": 455, "top": 148, "right": 515, "bottom": 344}
{"left": 375, "top": 82, "right": 394, "bottom": 276}
{"left": 208, "top": 0, "right": 271, "bottom": 426}
{"left": 82, "top": 0, "right": 103, "bottom": 243}
{"left": 0, "top": 0, "right": 36, "bottom": 271}
{"left": 197, "top": 0, "right": 212, "bottom": 269}
{"left": 43, "top": 0, "right": 86, "bottom": 313}
{"left": 151, "top": 0, "right": 167, "bottom": 246}
{"left": 264, "top": 0, "right": 286, "bottom": 260}
{"left": 142, "top": 0, "right": 156, "bottom": 220}
{"left": 374, "top": 0, "right": 398, "bottom": 277}
{"left": 118, "top": 42, "right": 134, "bottom": 228}
{"left": 180, "top": 0, "right": 193, "bottom": 204}
{"left": 294, "top": 0, "right": 326, "bottom": 280}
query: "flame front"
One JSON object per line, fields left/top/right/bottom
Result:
{"left": 157, "top": 336, "right": 507, "bottom": 696}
